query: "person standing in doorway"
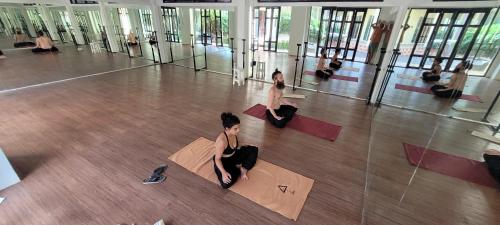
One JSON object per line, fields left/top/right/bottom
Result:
{"left": 366, "top": 21, "right": 385, "bottom": 65}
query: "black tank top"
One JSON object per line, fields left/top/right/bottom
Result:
{"left": 223, "top": 132, "right": 238, "bottom": 155}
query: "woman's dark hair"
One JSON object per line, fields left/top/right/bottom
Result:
{"left": 272, "top": 68, "right": 281, "bottom": 80}
{"left": 37, "top": 30, "right": 44, "bottom": 37}
{"left": 335, "top": 48, "right": 341, "bottom": 54}
{"left": 320, "top": 48, "right": 327, "bottom": 58}
{"left": 221, "top": 112, "right": 240, "bottom": 129}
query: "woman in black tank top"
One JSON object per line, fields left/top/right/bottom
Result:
{"left": 213, "top": 112, "right": 258, "bottom": 189}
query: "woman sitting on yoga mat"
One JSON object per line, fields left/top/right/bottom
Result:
{"left": 32, "top": 31, "right": 58, "bottom": 53}
{"left": 14, "top": 28, "right": 35, "bottom": 48}
{"left": 315, "top": 48, "right": 333, "bottom": 79}
{"left": 484, "top": 150, "right": 500, "bottom": 183}
{"left": 213, "top": 112, "right": 258, "bottom": 189}
{"left": 266, "top": 69, "right": 298, "bottom": 128}
{"left": 329, "top": 48, "right": 342, "bottom": 70}
{"left": 422, "top": 58, "right": 443, "bottom": 82}
{"left": 430, "top": 61, "right": 469, "bottom": 99}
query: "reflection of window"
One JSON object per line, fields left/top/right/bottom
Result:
{"left": 412, "top": 18, "right": 423, "bottom": 42}
{"left": 140, "top": 9, "right": 153, "bottom": 38}
{"left": 363, "top": 15, "right": 374, "bottom": 41}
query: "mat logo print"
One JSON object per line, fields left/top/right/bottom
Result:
{"left": 278, "top": 185, "right": 294, "bottom": 194}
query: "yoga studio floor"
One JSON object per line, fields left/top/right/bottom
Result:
{"left": 0, "top": 45, "right": 499, "bottom": 225}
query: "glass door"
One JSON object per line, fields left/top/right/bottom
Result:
{"left": 253, "top": 7, "right": 280, "bottom": 52}
{"left": 162, "top": 7, "right": 180, "bottom": 43}
{"left": 407, "top": 8, "right": 490, "bottom": 71}
{"left": 317, "top": 7, "right": 367, "bottom": 61}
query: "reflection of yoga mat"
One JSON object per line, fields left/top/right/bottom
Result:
{"left": 243, "top": 104, "right": 342, "bottom": 141}
{"left": 340, "top": 66, "right": 360, "bottom": 72}
{"left": 395, "top": 84, "right": 482, "bottom": 102}
{"left": 403, "top": 143, "right": 498, "bottom": 188}
{"left": 304, "top": 71, "right": 358, "bottom": 82}
{"left": 397, "top": 74, "right": 420, "bottom": 80}
{"left": 168, "top": 137, "right": 314, "bottom": 221}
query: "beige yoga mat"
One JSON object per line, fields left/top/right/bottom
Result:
{"left": 168, "top": 137, "right": 314, "bottom": 221}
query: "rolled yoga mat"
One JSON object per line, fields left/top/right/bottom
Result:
{"left": 168, "top": 137, "right": 315, "bottom": 221}
{"left": 244, "top": 104, "right": 342, "bottom": 141}
{"left": 304, "top": 71, "right": 358, "bottom": 82}
{"left": 395, "top": 83, "right": 482, "bottom": 102}
{"left": 403, "top": 143, "right": 498, "bottom": 188}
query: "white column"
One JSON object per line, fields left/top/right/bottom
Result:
{"left": 287, "top": 6, "right": 311, "bottom": 56}
{"left": 20, "top": 8, "right": 36, "bottom": 37}
{"left": 179, "top": 7, "right": 192, "bottom": 45}
{"left": 38, "top": 5, "right": 59, "bottom": 41}
{"left": 235, "top": 0, "right": 251, "bottom": 71}
{"left": 369, "top": 5, "right": 408, "bottom": 103}
{"left": 65, "top": 5, "right": 85, "bottom": 45}
{"left": 150, "top": 0, "right": 169, "bottom": 63}
{"left": 99, "top": 2, "right": 118, "bottom": 52}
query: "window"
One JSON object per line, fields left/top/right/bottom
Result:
{"left": 363, "top": 15, "right": 374, "bottom": 41}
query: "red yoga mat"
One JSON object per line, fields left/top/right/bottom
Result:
{"left": 243, "top": 104, "right": 342, "bottom": 141}
{"left": 403, "top": 143, "right": 498, "bottom": 188}
{"left": 304, "top": 71, "right": 358, "bottom": 82}
{"left": 395, "top": 84, "right": 482, "bottom": 102}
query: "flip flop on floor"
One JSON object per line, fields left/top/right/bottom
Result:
{"left": 143, "top": 175, "right": 166, "bottom": 184}
{"left": 143, "top": 165, "right": 168, "bottom": 184}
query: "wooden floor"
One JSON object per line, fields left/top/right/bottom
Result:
{"left": 0, "top": 46, "right": 499, "bottom": 225}
{"left": 0, "top": 46, "right": 153, "bottom": 91}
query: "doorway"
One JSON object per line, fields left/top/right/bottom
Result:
{"left": 253, "top": 7, "right": 280, "bottom": 52}
{"left": 161, "top": 7, "right": 180, "bottom": 43}
{"left": 406, "top": 8, "right": 490, "bottom": 71}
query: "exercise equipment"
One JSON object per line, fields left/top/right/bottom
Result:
{"left": 230, "top": 38, "right": 235, "bottom": 76}
{"left": 292, "top": 44, "right": 301, "bottom": 90}
{"left": 190, "top": 34, "right": 198, "bottom": 71}
{"left": 251, "top": 39, "right": 256, "bottom": 78}
{"left": 374, "top": 49, "right": 400, "bottom": 106}
{"left": 242, "top": 38, "right": 246, "bottom": 69}
{"left": 244, "top": 104, "right": 342, "bottom": 141}
{"left": 168, "top": 137, "right": 314, "bottom": 221}
{"left": 298, "top": 42, "right": 308, "bottom": 87}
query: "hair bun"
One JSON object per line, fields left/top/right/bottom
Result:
{"left": 275, "top": 68, "right": 279, "bottom": 72}
{"left": 221, "top": 112, "right": 231, "bottom": 121}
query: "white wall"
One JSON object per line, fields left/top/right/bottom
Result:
{"left": 287, "top": 6, "right": 310, "bottom": 56}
